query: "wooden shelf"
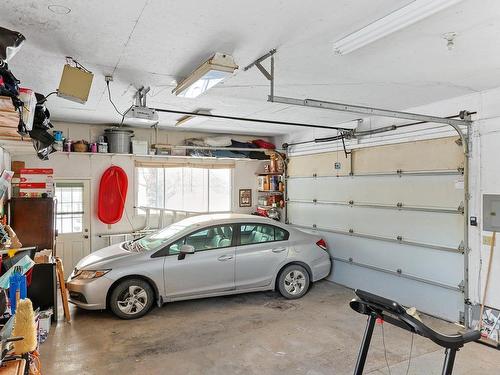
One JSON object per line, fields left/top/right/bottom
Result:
{"left": 258, "top": 190, "right": 283, "bottom": 194}
{"left": 256, "top": 172, "right": 284, "bottom": 176}
{"left": 0, "top": 96, "right": 23, "bottom": 141}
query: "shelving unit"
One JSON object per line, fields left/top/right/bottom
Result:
{"left": 256, "top": 152, "right": 286, "bottom": 217}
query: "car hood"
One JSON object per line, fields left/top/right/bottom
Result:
{"left": 75, "top": 242, "right": 133, "bottom": 270}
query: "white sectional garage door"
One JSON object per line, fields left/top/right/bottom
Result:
{"left": 286, "top": 137, "right": 466, "bottom": 322}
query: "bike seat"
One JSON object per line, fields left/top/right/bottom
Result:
{"left": 350, "top": 289, "right": 481, "bottom": 350}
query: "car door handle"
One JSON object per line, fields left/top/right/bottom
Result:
{"left": 218, "top": 255, "right": 233, "bottom": 261}
{"left": 272, "top": 247, "right": 286, "bottom": 253}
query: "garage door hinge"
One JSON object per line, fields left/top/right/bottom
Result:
{"left": 458, "top": 281, "right": 465, "bottom": 293}
{"left": 396, "top": 169, "right": 403, "bottom": 176}
{"left": 396, "top": 202, "right": 403, "bottom": 209}
{"left": 312, "top": 224, "right": 317, "bottom": 229}
{"left": 348, "top": 200, "right": 354, "bottom": 205}
{"left": 312, "top": 199, "right": 317, "bottom": 204}
{"left": 458, "top": 241, "right": 468, "bottom": 254}
{"left": 396, "top": 235, "right": 403, "bottom": 242}
{"left": 457, "top": 167, "right": 464, "bottom": 175}
{"left": 312, "top": 173, "right": 317, "bottom": 178}
{"left": 348, "top": 228, "right": 354, "bottom": 234}
{"left": 457, "top": 202, "right": 464, "bottom": 214}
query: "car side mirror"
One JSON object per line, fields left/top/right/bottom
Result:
{"left": 178, "top": 244, "right": 195, "bottom": 260}
{"left": 180, "top": 245, "right": 195, "bottom": 254}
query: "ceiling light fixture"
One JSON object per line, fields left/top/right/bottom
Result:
{"left": 332, "top": 0, "right": 463, "bottom": 55}
{"left": 172, "top": 53, "right": 238, "bottom": 98}
{"left": 0, "top": 26, "right": 25, "bottom": 66}
{"left": 48, "top": 5, "right": 72, "bottom": 14}
{"left": 175, "top": 110, "right": 211, "bottom": 126}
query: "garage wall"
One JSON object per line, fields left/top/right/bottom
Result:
{"left": 0, "top": 147, "right": 11, "bottom": 172}
{"left": 286, "top": 137, "right": 465, "bottom": 321}
{"left": 12, "top": 122, "right": 267, "bottom": 251}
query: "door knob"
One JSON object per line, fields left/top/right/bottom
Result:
{"left": 84, "top": 235, "right": 89, "bottom": 239}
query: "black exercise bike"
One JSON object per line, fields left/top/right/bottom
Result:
{"left": 350, "top": 289, "right": 480, "bottom": 375}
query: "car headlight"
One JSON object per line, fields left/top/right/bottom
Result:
{"left": 74, "top": 269, "right": 111, "bottom": 280}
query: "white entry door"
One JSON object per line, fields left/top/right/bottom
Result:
{"left": 54, "top": 180, "right": 91, "bottom": 274}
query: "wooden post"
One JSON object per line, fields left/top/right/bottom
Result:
{"left": 55, "top": 258, "right": 71, "bottom": 322}
{"left": 479, "top": 231, "right": 496, "bottom": 330}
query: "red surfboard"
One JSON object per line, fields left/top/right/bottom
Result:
{"left": 98, "top": 166, "right": 128, "bottom": 224}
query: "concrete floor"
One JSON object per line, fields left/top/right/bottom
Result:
{"left": 41, "top": 281, "right": 499, "bottom": 374}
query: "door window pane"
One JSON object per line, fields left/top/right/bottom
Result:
{"left": 55, "top": 183, "right": 85, "bottom": 234}
{"left": 239, "top": 224, "right": 276, "bottom": 245}
{"left": 275, "top": 227, "right": 289, "bottom": 241}
{"left": 184, "top": 225, "right": 233, "bottom": 251}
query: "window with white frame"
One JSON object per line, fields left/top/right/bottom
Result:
{"left": 136, "top": 166, "right": 232, "bottom": 213}
{"left": 55, "top": 182, "right": 84, "bottom": 234}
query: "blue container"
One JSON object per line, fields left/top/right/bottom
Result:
{"left": 9, "top": 273, "right": 27, "bottom": 314}
{"left": 53, "top": 130, "right": 63, "bottom": 142}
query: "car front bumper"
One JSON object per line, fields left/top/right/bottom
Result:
{"left": 66, "top": 275, "right": 114, "bottom": 310}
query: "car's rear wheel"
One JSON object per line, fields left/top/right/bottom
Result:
{"left": 109, "top": 279, "right": 154, "bottom": 319}
{"left": 278, "top": 264, "right": 310, "bottom": 299}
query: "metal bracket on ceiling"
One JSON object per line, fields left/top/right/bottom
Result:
{"left": 244, "top": 49, "right": 277, "bottom": 100}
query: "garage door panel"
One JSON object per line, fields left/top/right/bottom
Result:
{"left": 287, "top": 152, "right": 351, "bottom": 177}
{"left": 288, "top": 175, "right": 463, "bottom": 209}
{"left": 352, "top": 137, "right": 464, "bottom": 174}
{"left": 288, "top": 203, "right": 463, "bottom": 248}
{"left": 295, "top": 228, "right": 463, "bottom": 285}
{"left": 331, "top": 261, "right": 463, "bottom": 322}
{"left": 286, "top": 136, "right": 465, "bottom": 321}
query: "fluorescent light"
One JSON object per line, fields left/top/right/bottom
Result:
{"left": 172, "top": 53, "right": 238, "bottom": 98}
{"left": 175, "top": 110, "right": 211, "bottom": 126}
{"left": 332, "top": 0, "right": 463, "bottom": 55}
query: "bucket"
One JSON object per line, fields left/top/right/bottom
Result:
{"left": 104, "top": 128, "right": 134, "bottom": 154}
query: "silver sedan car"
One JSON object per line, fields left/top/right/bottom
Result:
{"left": 67, "top": 213, "right": 331, "bottom": 319}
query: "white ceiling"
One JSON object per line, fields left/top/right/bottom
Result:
{"left": 1, "top": 0, "right": 500, "bottom": 136}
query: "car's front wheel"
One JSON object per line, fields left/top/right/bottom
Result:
{"left": 278, "top": 264, "right": 310, "bottom": 299}
{"left": 109, "top": 279, "right": 154, "bottom": 319}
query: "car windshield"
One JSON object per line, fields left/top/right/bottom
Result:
{"left": 132, "top": 223, "right": 189, "bottom": 252}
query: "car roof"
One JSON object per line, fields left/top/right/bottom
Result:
{"left": 176, "top": 213, "right": 284, "bottom": 228}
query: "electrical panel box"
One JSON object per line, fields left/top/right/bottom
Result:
{"left": 482, "top": 194, "right": 500, "bottom": 231}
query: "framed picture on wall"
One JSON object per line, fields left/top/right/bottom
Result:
{"left": 239, "top": 189, "right": 252, "bottom": 207}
